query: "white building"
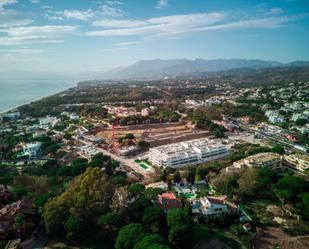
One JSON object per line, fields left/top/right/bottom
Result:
{"left": 191, "top": 196, "right": 238, "bottom": 217}
{"left": 1, "top": 112, "right": 20, "bottom": 121}
{"left": 227, "top": 152, "right": 283, "bottom": 173}
{"left": 283, "top": 154, "right": 309, "bottom": 173}
{"left": 23, "top": 142, "right": 42, "bottom": 159}
{"left": 265, "top": 110, "right": 285, "bottom": 124}
{"left": 146, "top": 181, "right": 168, "bottom": 191}
{"left": 149, "top": 138, "right": 228, "bottom": 168}
{"left": 291, "top": 113, "right": 306, "bottom": 122}
{"left": 39, "top": 116, "right": 59, "bottom": 128}
{"left": 141, "top": 108, "right": 151, "bottom": 117}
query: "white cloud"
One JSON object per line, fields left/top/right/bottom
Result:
{"left": 0, "top": 48, "right": 44, "bottom": 54}
{"left": 92, "top": 19, "right": 146, "bottom": 28}
{"left": 45, "top": 2, "right": 125, "bottom": 21}
{"left": 29, "top": 0, "right": 39, "bottom": 3}
{"left": 87, "top": 12, "right": 308, "bottom": 38}
{"left": 0, "top": 25, "right": 77, "bottom": 45}
{"left": 99, "top": 4, "right": 125, "bottom": 17}
{"left": 105, "top": 0, "right": 122, "bottom": 5}
{"left": 155, "top": 0, "right": 168, "bottom": 9}
{"left": 115, "top": 40, "right": 145, "bottom": 46}
{"left": 45, "top": 9, "right": 95, "bottom": 21}
{"left": 87, "top": 12, "right": 226, "bottom": 37}
{"left": 0, "top": 8, "right": 33, "bottom": 28}
{"left": 101, "top": 47, "right": 128, "bottom": 52}
{"left": 0, "top": 0, "right": 17, "bottom": 8}
{"left": 62, "top": 10, "right": 95, "bottom": 21}
{"left": 268, "top": 8, "right": 285, "bottom": 15}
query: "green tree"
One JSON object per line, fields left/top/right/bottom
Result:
{"left": 125, "top": 134, "right": 135, "bottom": 140}
{"left": 295, "top": 118, "right": 308, "bottom": 126}
{"left": 14, "top": 213, "right": 25, "bottom": 230}
{"left": 143, "top": 188, "right": 165, "bottom": 201}
{"left": 64, "top": 215, "right": 83, "bottom": 243}
{"left": 43, "top": 168, "right": 114, "bottom": 234}
{"left": 133, "top": 234, "right": 170, "bottom": 249}
{"left": 186, "top": 171, "right": 195, "bottom": 184}
{"left": 142, "top": 206, "right": 166, "bottom": 233}
{"left": 115, "top": 223, "right": 145, "bottom": 249}
{"left": 168, "top": 225, "right": 190, "bottom": 249}
{"left": 138, "top": 140, "right": 150, "bottom": 150}
{"left": 271, "top": 145, "right": 285, "bottom": 155}
{"left": 167, "top": 208, "right": 191, "bottom": 228}
{"left": 128, "top": 184, "right": 145, "bottom": 196}
{"left": 98, "top": 212, "right": 123, "bottom": 228}
{"left": 173, "top": 171, "right": 181, "bottom": 184}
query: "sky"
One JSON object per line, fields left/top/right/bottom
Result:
{"left": 0, "top": 0, "right": 309, "bottom": 78}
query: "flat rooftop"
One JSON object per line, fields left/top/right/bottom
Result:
{"left": 150, "top": 138, "right": 226, "bottom": 157}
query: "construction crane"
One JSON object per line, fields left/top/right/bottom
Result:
{"left": 111, "top": 123, "right": 118, "bottom": 154}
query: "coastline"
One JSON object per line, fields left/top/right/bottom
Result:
{"left": 0, "top": 82, "right": 76, "bottom": 115}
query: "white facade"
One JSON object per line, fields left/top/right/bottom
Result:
{"left": 190, "top": 196, "right": 238, "bottom": 217}
{"left": 265, "top": 110, "right": 285, "bottom": 124}
{"left": 39, "top": 116, "right": 59, "bottom": 128}
{"left": 283, "top": 154, "right": 309, "bottom": 173}
{"left": 149, "top": 138, "right": 228, "bottom": 168}
{"left": 23, "top": 142, "right": 42, "bottom": 159}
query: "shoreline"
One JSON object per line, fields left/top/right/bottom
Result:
{"left": 0, "top": 82, "right": 76, "bottom": 115}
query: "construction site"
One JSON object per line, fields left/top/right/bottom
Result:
{"left": 90, "top": 121, "right": 210, "bottom": 154}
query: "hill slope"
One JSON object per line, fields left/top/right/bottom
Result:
{"left": 104, "top": 58, "right": 309, "bottom": 79}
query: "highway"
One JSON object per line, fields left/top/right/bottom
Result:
{"left": 236, "top": 123, "right": 309, "bottom": 155}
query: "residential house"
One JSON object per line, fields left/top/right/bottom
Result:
{"left": 146, "top": 181, "right": 169, "bottom": 191}
{"left": 190, "top": 196, "right": 238, "bottom": 218}
{"left": 156, "top": 192, "right": 182, "bottom": 212}
{"left": 226, "top": 152, "right": 283, "bottom": 173}
{"left": 22, "top": 142, "right": 42, "bottom": 159}
{"left": 283, "top": 154, "right": 309, "bottom": 173}
{"left": 0, "top": 200, "right": 36, "bottom": 240}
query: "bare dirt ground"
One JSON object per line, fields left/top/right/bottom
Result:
{"left": 95, "top": 122, "right": 209, "bottom": 147}
{"left": 253, "top": 227, "right": 309, "bottom": 249}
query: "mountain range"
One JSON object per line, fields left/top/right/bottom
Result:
{"left": 104, "top": 58, "right": 309, "bottom": 79}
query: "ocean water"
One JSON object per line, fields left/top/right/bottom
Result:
{"left": 0, "top": 79, "right": 76, "bottom": 113}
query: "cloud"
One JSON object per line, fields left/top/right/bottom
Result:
{"left": 29, "top": 0, "right": 39, "bottom": 3}
{"left": 155, "top": 0, "right": 168, "bottom": 9}
{"left": 45, "top": 2, "right": 125, "bottom": 21}
{"left": 105, "top": 0, "right": 122, "bottom": 5}
{"left": 0, "top": 25, "right": 77, "bottom": 45}
{"left": 0, "top": 8, "right": 33, "bottom": 28}
{"left": 92, "top": 19, "right": 146, "bottom": 28}
{"left": 87, "top": 12, "right": 226, "bottom": 37}
{"left": 101, "top": 47, "right": 128, "bottom": 52}
{"left": 86, "top": 12, "right": 308, "bottom": 38}
{"left": 0, "top": 0, "right": 17, "bottom": 8}
{"left": 45, "top": 9, "right": 95, "bottom": 21}
{"left": 99, "top": 3, "right": 125, "bottom": 17}
{"left": 115, "top": 40, "right": 145, "bottom": 46}
{"left": 0, "top": 48, "right": 44, "bottom": 54}
{"left": 62, "top": 10, "right": 95, "bottom": 21}
{"left": 268, "top": 8, "right": 285, "bottom": 15}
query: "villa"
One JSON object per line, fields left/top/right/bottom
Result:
{"left": 190, "top": 196, "right": 238, "bottom": 218}
{"left": 156, "top": 192, "right": 182, "bottom": 212}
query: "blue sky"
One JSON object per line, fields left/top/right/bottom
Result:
{"left": 0, "top": 0, "right": 309, "bottom": 76}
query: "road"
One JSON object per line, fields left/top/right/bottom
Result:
{"left": 236, "top": 123, "right": 309, "bottom": 155}
{"left": 76, "top": 136, "right": 153, "bottom": 175}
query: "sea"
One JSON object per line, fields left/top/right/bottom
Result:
{"left": 0, "top": 79, "right": 76, "bottom": 113}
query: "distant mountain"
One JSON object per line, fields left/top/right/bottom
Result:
{"left": 103, "top": 58, "right": 309, "bottom": 79}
